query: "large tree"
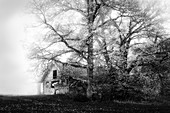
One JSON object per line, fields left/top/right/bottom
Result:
{"left": 29, "top": 0, "right": 107, "bottom": 97}
{"left": 94, "top": 0, "right": 166, "bottom": 75}
{"left": 29, "top": 0, "right": 166, "bottom": 96}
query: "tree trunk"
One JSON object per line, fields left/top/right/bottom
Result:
{"left": 120, "top": 40, "right": 130, "bottom": 74}
{"left": 102, "top": 38, "right": 113, "bottom": 72}
{"left": 86, "top": 0, "right": 95, "bottom": 98}
{"left": 158, "top": 74, "right": 165, "bottom": 96}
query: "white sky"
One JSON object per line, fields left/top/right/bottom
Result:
{"left": 0, "top": 0, "right": 169, "bottom": 95}
{"left": 0, "top": 0, "right": 39, "bottom": 95}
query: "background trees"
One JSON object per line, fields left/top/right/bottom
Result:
{"left": 29, "top": 0, "right": 169, "bottom": 99}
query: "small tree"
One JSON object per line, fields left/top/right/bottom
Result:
{"left": 134, "top": 37, "right": 170, "bottom": 95}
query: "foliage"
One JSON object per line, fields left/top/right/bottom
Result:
{"left": 112, "top": 84, "right": 146, "bottom": 102}
{"left": 132, "top": 37, "right": 170, "bottom": 95}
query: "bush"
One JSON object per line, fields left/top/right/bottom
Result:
{"left": 112, "top": 84, "right": 146, "bottom": 102}
{"left": 90, "top": 83, "right": 146, "bottom": 102}
{"left": 73, "top": 94, "right": 89, "bottom": 102}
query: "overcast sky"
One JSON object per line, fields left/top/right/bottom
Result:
{"left": 0, "top": 0, "right": 38, "bottom": 95}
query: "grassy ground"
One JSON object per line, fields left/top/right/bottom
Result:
{"left": 0, "top": 95, "right": 170, "bottom": 113}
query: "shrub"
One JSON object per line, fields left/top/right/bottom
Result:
{"left": 90, "top": 83, "right": 146, "bottom": 102}
{"left": 112, "top": 84, "right": 146, "bottom": 102}
{"left": 73, "top": 94, "right": 89, "bottom": 102}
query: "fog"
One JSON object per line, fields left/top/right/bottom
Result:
{"left": 0, "top": 0, "right": 39, "bottom": 95}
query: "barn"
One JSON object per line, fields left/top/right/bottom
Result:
{"left": 38, "top": 63, "right": 69, "bottom": 95}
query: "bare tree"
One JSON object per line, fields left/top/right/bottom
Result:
{"left": 29, "top": 0, "right": 104, "bottom": 97}
{"left": 93, "top": 0, "right": 166, "bottom": 75}
{"left": 29, "top": 0, "right": 167, "bottom": 97}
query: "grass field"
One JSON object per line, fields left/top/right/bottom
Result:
{"left": 0, "top": 95, "right": 170, "bottom": 113}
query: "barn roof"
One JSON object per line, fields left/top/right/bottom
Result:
{"left": 38, "top": 63, "right": 87, "bottom": 83}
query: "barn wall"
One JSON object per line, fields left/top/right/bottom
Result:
{"left": 43, "top": 81, "right": 54, "bottom": 95}
{"left": 43, "top": 67, "right": 60, "bottom": 95}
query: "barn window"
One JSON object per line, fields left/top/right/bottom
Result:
{"left": 53, "top": 70, "right": 57, "bottom": 79}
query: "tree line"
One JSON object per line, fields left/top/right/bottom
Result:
{"left": 29, "top": 0, "right": 170, "bottom": 100}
